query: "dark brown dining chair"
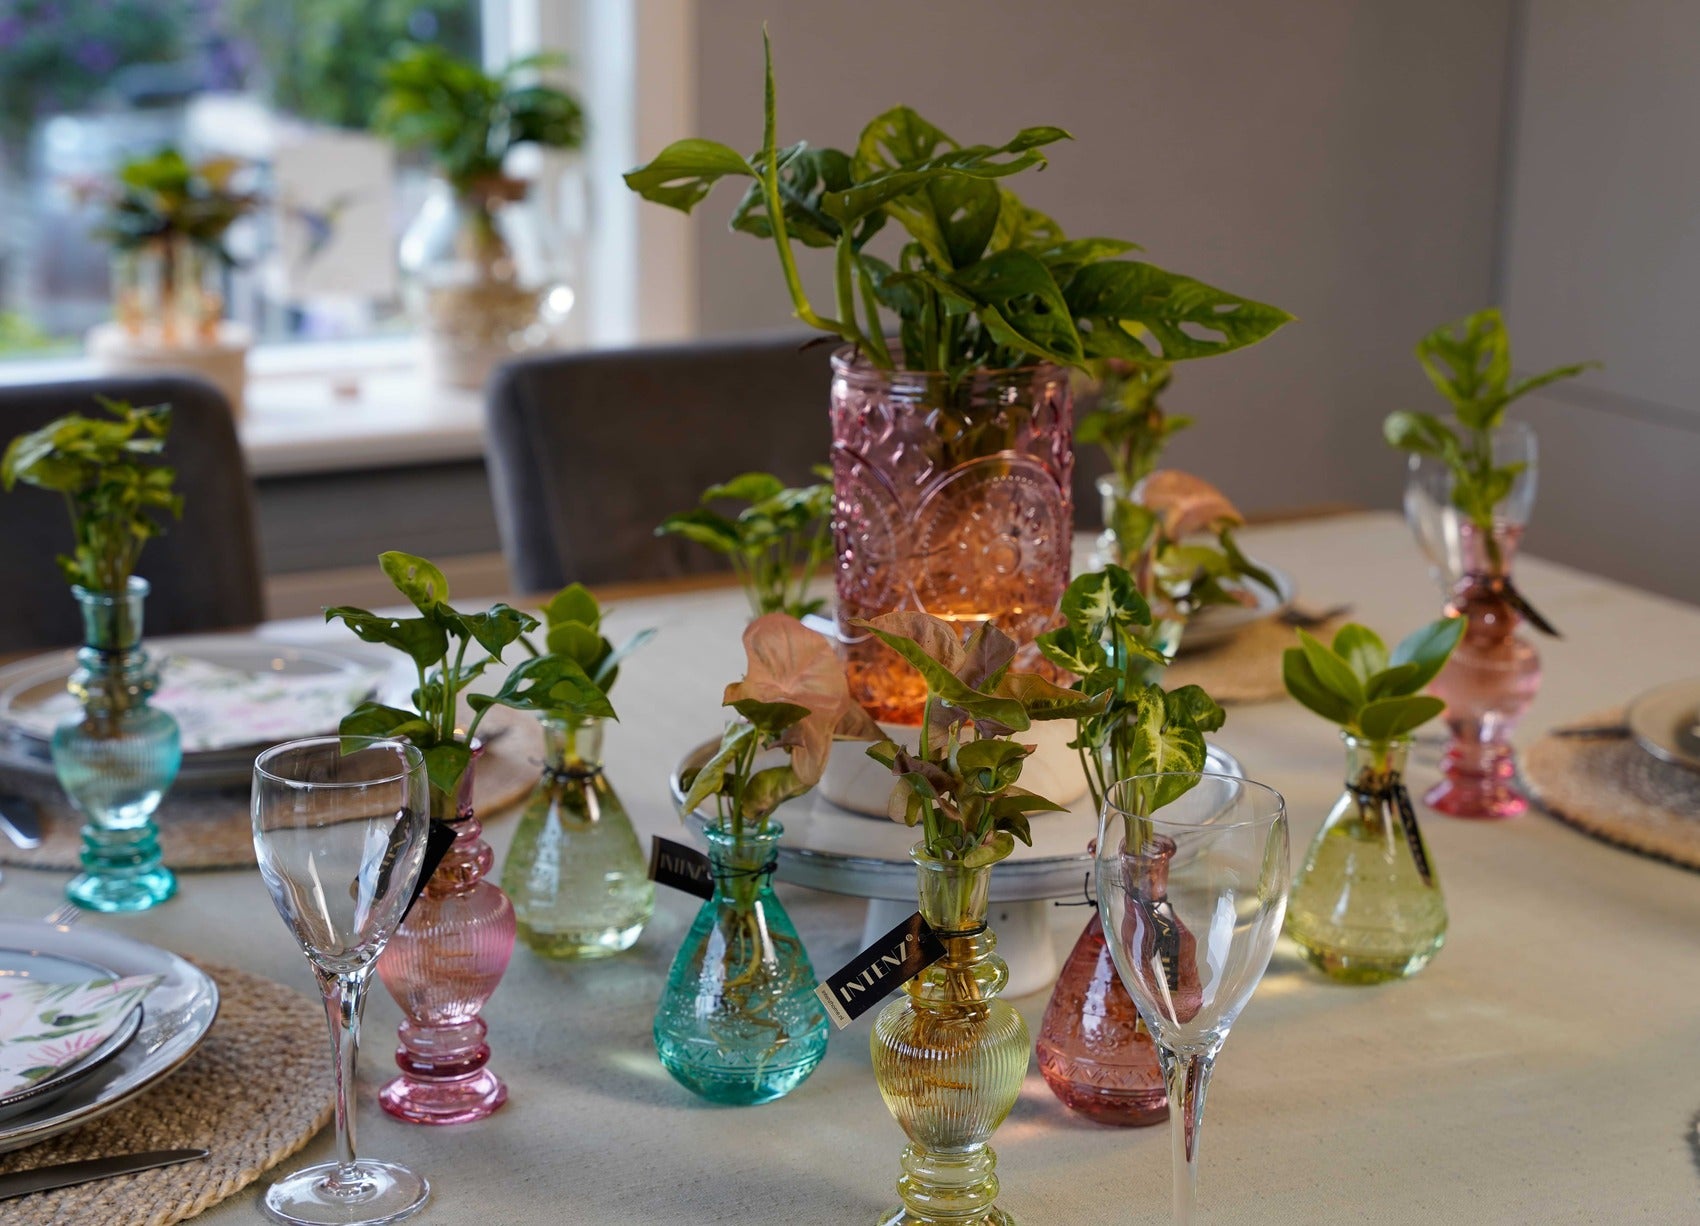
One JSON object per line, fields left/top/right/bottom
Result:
{"left": 484, "top": 333, "right": 835, "bottom": 593}
{"left": 0, "top": 374, "right": 264, "bottom": 654}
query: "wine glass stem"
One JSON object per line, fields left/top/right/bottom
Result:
{"left": 1163, "top": 1047, "right": 1216, "bottom": 1225}
{"left": 318, "top": 966, "right": 368, "bottom": 1183}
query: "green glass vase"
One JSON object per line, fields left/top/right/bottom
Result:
{"left": 1285, "top": 734, "right": 1447, "bottom": 983}
{"left": 871, "top": 848, "right": 1030, "bottom": 1225}
{"left": 501, "top": 716, "right": 654, "bottom": 958}
{"left": 52, "top": 579, "right": 180, "bottom": 912}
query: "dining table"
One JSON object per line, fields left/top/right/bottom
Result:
{"left": 2, "top": 509, "right": 1698, "bottom": 1225}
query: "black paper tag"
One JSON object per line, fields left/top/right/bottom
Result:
{"left": 815, "top": 912, "right": 948, "bottom": 1030}
{"left": 400, "top": 818, "right": 458, "bottom": 924}
{"left": 1391, "top": 784, "right": 1435, "bottom": 888}
{"left": 1502, "top": 579, "right": 1560, "bottom": 638}
{"left": 648, "top": 835, "right": 714, "bottom": 900}
{"left": 1148, "top": 899, "right": 1182, "bottom": 988}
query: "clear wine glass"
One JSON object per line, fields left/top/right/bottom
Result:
{"left": 253, "top": 736, "right": 432, "bottom": 1226}
{"left": 1403, "top": 419, "right": 1538, "bottom": 595}
{"left": 1094, "top": 773, "right": 1290, "bottom": 1225}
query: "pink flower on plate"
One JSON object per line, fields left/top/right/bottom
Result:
{"left": 723, "top": 613, "right": 882, "bottom": 785}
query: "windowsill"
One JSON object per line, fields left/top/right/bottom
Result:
{"left": 0, "top": 338, "right": 491, "bottom": 480}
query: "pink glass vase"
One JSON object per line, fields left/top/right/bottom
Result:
{"left": 377, "top": 751, "right": 517, "bottom": 1124}
{"left": 1426, "top": 523, "right": 1542, "bottom": 819}
{"left": 1036, "top": 910, "right": 1168, "bottom": 1127}
{"left": 830, "top": 347, "right": 1073, "bottom": 725}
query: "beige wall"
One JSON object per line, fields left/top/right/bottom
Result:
{"left": 691, "top": 0, "right": 1516, "bottom": 521}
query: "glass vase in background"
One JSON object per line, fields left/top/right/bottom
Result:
{"left": 870, "top": 849, "right": 1030, "bottom": 1225}
{"left": 1037, "top": 857, "right": 1169, "bottom": 1127}
{"left": 1284, "top": 734, "right": 1447, "bottom": 983}
{"left": 399, "top": 175, "right": 573, "bottom": 390}
{"left": 653, "top": 821, "right": 827, "bottom": 1105}
{"left": 53, "top": 578, "right": 181, "bottom": 913}
{"left": 377, "top": 748, "right": 517, "bottom": 1124}
{"left": 830, "top": 349, "right": 1074, "bottom": 725}
{"left": 501, "top": 716, "right": 653, "bottom": 958}
{"left": 1409, "top": 423, "right": 1542, "bottom": 819}
{"left": 110, "top": 237, "right": 221, "bottom": 348}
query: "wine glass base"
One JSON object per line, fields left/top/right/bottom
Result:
{"left": 1423, "top": 776, "right": 1528, "bottom": 820}
{"left": 379, "top": 1068, "right": 507, "bottom": 1125}
{"left": 877, "top": 1208, "right": 1015, "bottom": 1226}
{"left": 66, "top": 865, "right": 176, "bottom": 912}
{"left": 262, "top": 1159, "right": 429, "bottom": 1226}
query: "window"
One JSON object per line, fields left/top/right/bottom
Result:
{"left": 0, "top": 0, "right": 483, "bottom": 359}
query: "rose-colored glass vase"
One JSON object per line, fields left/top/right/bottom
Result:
{"left": 830, "top": 348, "right": 1073, "bottom": 725}
{"left": 377, "top": 750, "right": 517, "bottom": 1124}
{"left": 1037, "top": 908, "right": 1168, "bottom": 1127}
{"left": 1426, "top": 522, "right": 1541, "bottom": 819}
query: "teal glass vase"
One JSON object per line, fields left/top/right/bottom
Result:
{"left": 652, "top": 821, "right": 828, "bottom": 1105}
{"left": 51, "top": 579, "right": 181, "bottom": 912}
{"left": 501, "top": 716, "right": 654, "bottom": 958}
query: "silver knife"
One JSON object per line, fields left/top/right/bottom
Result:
{"left": 0, "top": 795, "right": 41, "bottom": 849}
{"left": 0, "top": 1148, "right": 208, "bottom": 1200}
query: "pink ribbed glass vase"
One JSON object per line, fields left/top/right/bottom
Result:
{"left": 830, "top": 348, "right": 1073, "bottom": 725}
{"left": 377, "top": 751, "right": 516, "bottom": 1124}
{"left": 1037, "top": 910, "right": 1168, "bottom": 1127}
{"left": 1426, "top": 523, "right": 1541, "bottom": 819}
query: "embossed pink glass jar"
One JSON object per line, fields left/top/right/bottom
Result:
{"left": 830, "top": 348, "right": 1074, "bottom": 725}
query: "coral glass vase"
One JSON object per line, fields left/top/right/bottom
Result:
{"left": 1284, "top": 735, "right": 1447, "bottom": 982}
{"left": 501, "top": 716, "right": 653, "bottom": 958}
{"left": 871, "top": 849, "right": 1030, "bottom": 1225}
{"left": 53, "top": 579, "right": 181, "bottom": 913}
{"left": 1426, "top": 523, "right": 1541, "bottom": 819}
{"left": 830, "top": 348, "right": 1073, "bottom": 725}
{"left": 377, "top": 751, "right": 516, "bottom": 1124}
{"left": 1036, "top": 904, "right": 1168, "bottom": 1127}
{"left": 652, "top": 822, "right": 828, "bottom": 1105}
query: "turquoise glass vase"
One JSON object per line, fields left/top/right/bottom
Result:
{"left": 652, "top": 821, "right": 828, "bottom": 1105}
{"left": 52, "top": 579, "right": 181, "bottom": 912}
{"left": 501, "top": 716, "right": 654, "bottom": 958}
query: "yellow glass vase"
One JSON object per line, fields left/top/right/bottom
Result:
{"left": 871, "top": 848, "right": 1030, "bottom": 1225}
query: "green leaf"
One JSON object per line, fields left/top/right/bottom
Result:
{"left": 682, "top": 722, "right": 757, "bottom": 814}
{"left": 1364, "top": 661, "right": 1423, "bottom": 701}
{"left": 1331, "top": 624, "right": 1389, "bottom": 684}
{"left": 1065, "top": 260, "right": 1295, "bottom": 362}
{"left": 858, "top": 620, "right": 1029, "bottom": 733}
{"left": 460, "top": 603, "right": 540, "bottom": 660}
{"left": 1058, "top": 566, "right": 1151, "bottom": 639}
{"left": 998, "top": 672, "right": 1111, "bottom": 722}
{"left": 704, "top": 471, "right": 788, "bottom": 504}
{"left": 1357, "top": 695, "right": 1446, "bottom": 740}
{"left": 1296, "top": 629, "right": 1365, "bottom": 711}
{"left": 727, "top": 698, "right": 811, "bottom": 735}
{"left": 954, "top": 738, "right": 1030, "bottom": 794}
{"left": 821, "top": 125, "right": 1070, "bottom": 226}
{"left": 542, "top": 583, "right": 600, "bottom": 631}
{"left": 946, "top": 249, "right": 1084, "bottom": 366}
{"left": 1163, "top": 684, "right": 1226, "bottom": 734}
{"left": 961, "top": 830, "right": 1018, "bottom": 866}
{"left": 1389, "top": 617, "right": 1466, "bottom": 691}
{"left": 1382, "top": 410, "right": 1459, "bottom": 461}
{"left": 325, "top": 607, "right": 448, "bottom": 672}
{"left": 1282, "top": 648, "right": 1358, "bottom": 726}
{"left": 338, "top": 703, "right": 435, "bottom": 745}
{"left": 473, "top": 655, "right": 615, "bottom": 721}
{"left": 742, "top": 764, "right": 810, "bottom": 821}
{"left": 1034, "top": 624, "right": 1105, "bottom": 677}
{"left": 655, "top": 508, "right": 742, "bottom": 553}
{"left": 379, "top": 552, "right": 450, "bottom": 612}
{"left": 546, "top": 620, "right": 606, "bottom": 672}
{"left": 423, "top": 742, "right": 473, "bottom": 802}
{"left": 623, "top": 138, "right": 754, "bottom": 212}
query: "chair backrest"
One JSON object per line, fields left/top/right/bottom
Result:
{"left": 0, "top": 374, "right": 264, "bottom": 654}
{"left": 485, "top": 333, "right": 834, "bottom": 593}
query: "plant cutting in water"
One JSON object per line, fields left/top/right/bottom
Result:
{"left": 87, "top": 148, "right": 260, "bottom": 268}
{"left": 328, "top": 552, "right": 612, "bottom": 814}
{"left": 1037, "top": 567, "right": 1226, "bottom": 824}
{"left": 656, "top": 470, "right": 832, "bottom": 619}
{"left": 1078, "top": 358, "right": 1185, "bottom": 490}
{"left": 625, "top": 34, "right": 1291, "bottom": 384}
{"left": 2, "top": 397, "right": 181, "bottom": 594}
{"left": 858, "top": 611, "right": 1106, "bottom": 866}
{"left": 1282, "top": 618, "right": 1466, "bottom": 751}
{"left": 531, "top": 581, "right": 654, "bottom": 737}
{"left": 1383, "top": 307, "right": 1594, "bottom": 574}
{"left": 1111, "top": 470, "right": 1276, "bottom": 624}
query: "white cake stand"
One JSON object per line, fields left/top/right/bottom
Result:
{"left": 670, "top": 739, "right": 1243, "bottom": 997}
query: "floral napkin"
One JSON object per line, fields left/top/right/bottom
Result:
{"left": 12, "top": 655, "right": 380, "bottom": 753}
{"left": 0, "top": 974, "right": 161, "bottom": 1096}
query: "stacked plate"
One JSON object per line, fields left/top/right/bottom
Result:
{"left": 0, "top": 920, "right": 218, "bottom": 1155}
{"left": 1627, "top": 679, "right": 1700, "bottom": 772}
{"left": 0, "top": 636, "right": 392, "bottom": 790}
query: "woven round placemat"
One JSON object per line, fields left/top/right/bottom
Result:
{"left": 0, "top": 960, "right": 334, "bottom": 1226}
{"left": 1166, "top": 613, "right": 1347, "bottom": 705}
{"left": 1524, "top": 709, "right": 1700, "bottom": 872}
{"left": 0, "top": 705, "right": 544, "bottom": 872}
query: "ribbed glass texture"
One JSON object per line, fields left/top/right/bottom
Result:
{"left": 501, "top": 718, "right": 653, "bottom": 958}
{"left": 653, "top": 823, "right": 828, "bottom": 1106}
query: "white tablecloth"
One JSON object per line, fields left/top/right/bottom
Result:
{"left": 4, "top": 512, "right": 1698, "bottom": 1224}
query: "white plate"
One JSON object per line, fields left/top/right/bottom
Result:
{"left": 0, "top": 949, "right": 143, "bottom": 1125}
{"left": 1627, "top": 678, "right": 1700, "bottom": 772}
{"left": 1179, "top": 562, "right": 1295, "bottom": 653}
{"left": 0, "top": 920, "right": 217, "bottom": 1154}
{"left": 0, "top": 636, "right": 390, "bottom": 791}
{"left": 672, "top": 739, "right": 1244, "bottom": 903}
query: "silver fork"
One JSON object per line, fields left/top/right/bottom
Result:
{"left": 43, "top": 902, "right": 80, "bottom": 928}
